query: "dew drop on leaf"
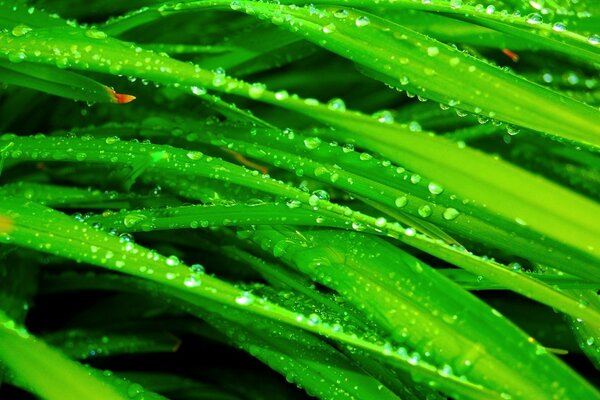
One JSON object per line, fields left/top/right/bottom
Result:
{"left": 355, "top": 16, "right": 370, "bottom": 27}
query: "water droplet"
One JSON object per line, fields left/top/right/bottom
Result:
{"left": 355, "top": 16, "right": 370, "bottom": 27}
{"left": 551, "top": 22, "right": 566, "bottom": 32}
{"left": 352, "top": 221, "right": 366, "bottom": 231}
{"left": 373, "top": 110, "right": 394, "bottom": 124}
{"left": 442, "top": 208, "right": 460, "bottom": 220}
{"left": 428, "top": 182, "right": 444, "bottom": 195}
{"left": 166, "top": 255, "right": 180, "bottom": 266}
{"left": 248, "top": 83, "right": 266, "bottom": 99}
{"left": 230, "top": 1, "right": 242, "bottom": 10}
{"left": 11, "top": 25, "right": 32, "bottom": 37}
{"left": 374, "top": 217, "right": 387, "bottom": 227}
{"left": 184, "top": 274, "right": 202, "bottom": 288}
{"left": 235, "top": 292, "right": 254, "bottom": 305}
{"left": 450, "top": 0, "right": 462, "bottom": 9}
{"left": 274, "top": 90, "right": 289, "bottom": 100}
{"left": 427, "top": 47, "right": 439, "bottom": 57}
{"left": 327, "top": 98, "right": 346, "bottom": 111}
{"left": 304, "top": 137, "right": 322, "bottom": 150}
{"left": 410, "top": 174, "right": 421, "bottom": 184}
{"left": 587, "top": 337, "right": 595, "bottom": 346}
{"left": 286, "top": 199, "right": 302, "bottom": 208}
{"left": 395, "top": 196, "right": 408, "bottom": 208}
{"left": 526, "top": 13, "right": 543, "bottom": 24}
{"left": 186, "top": 151, "right": 203, "bottom": 160}
{"left": 322, "top": 23, "right": 336, "bottom": 34}
{"left": 105, "top": 136, "right": 120, "bottom": 145}
{"left": 333, "top": 9, "right": 348, "bottom": 18}
{"left": 191, "top": 86, "right": 207, "bottom": 96}
{"left": 123, "top": 214, "right": 146, "bottom": 228}
{"left": 588, "top": 34, "right": 600, "bottom": 45}
{"left": 127, "top": 383, "right": 143, "bottom": 398}
{"left": 85, "top": 29, "right": 107, "bottom": 39}
{"left": 408, "top": 121, "right": 421, "bottom": 131}
{"left": 507, "top": 126, "right": 520, "bottom": 136}
{"left": 309, "top": 189, "right": 330, "bottom": 206}
{"left": 418, "top": 205, "right": 432, "bottom": 218}
{"left": 515, "top": 217, "right": 527, "bottom": 226}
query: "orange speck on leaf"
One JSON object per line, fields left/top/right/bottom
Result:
{"left": 502, "top": 49, "right": 520, "bottom": 62}
{"left": 0, "top": 216, "right": 14, "bottom": 234}
{"left": 222, "top": 148, "right": 269, "bottom": 175}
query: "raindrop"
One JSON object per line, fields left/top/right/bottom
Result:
{"left": 355, "top": 16, "right": 370, "bottom": 27}
{"left": 309, "top": 189, "right": 330, "bottom": 206}
{"left": 374, "top": 217, "right": 387, "bottom": 227}
{"left": 395, "top": 196, "right": 408, "bottom": 208}
{"left": 418, "top": 205, "right": 432, "bottom": 218}
{"left": 184, "top": 274, "right": 202, "bottom": 288}
{"left": 427, "top": 47, "right": 439, "bottom": 57}
{"left": 526, "top": 13, "right": 543, "bottom": 24}
{"left": 123, "top": 214, "right": 146, "bottom": 228}
{"left": 442, "top": 208, "right": 460, "bottom": 220}
{"left": 248, "top": 83, "right": 266, "bottom": 99}
{"left": 235, "top": 292, "right": 255, "bottom": 305}
{"left": 85, "top": 29, "right": 107, "bottom": 39}
{"left": 333, "top": 9, "right": 348, "bottom": 18}
{"left": 428, "top": 182, "right": 444, "bottom": 195}
{"left": 327, "top": 98, "right": 346, "bottom": 111}
{"left": 322, "top": 23, "right": 336, "bottom": 34}
{"left": 186, "top": 151, "right": 203, "bottom": 160}
{"left": 303, "top": 137, "right": 322, "bottom": 149}
{"left": 588, "top": 34, "right": 600, "bottom": 45}
{"left": 11, "top": 25, "right": 32, "bottom": 37}
{"left": 191, "top": 86, "right": 207, "bottom": 96}
{"left": 450, "top": 0, "right": 462, "bottom": 9}
{"left": 166, "top": 255, "right": 180, "bottom": 266}
{"left": 286, "top": 199, "right": 302, "bottom": 208}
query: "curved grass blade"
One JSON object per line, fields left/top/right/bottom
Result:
{"left": 0, "top": 310, "right": 127, "bottom": 400}
{"left": 0, "top": 199, "right": 497, "bottom": 399}
{"left": 20, "top": 0, "right": 597, "bottom": 276}
{"left": 0, "top": 60, "right": 133, "bottom": 103}
{"left": 246, "top": 226, "right": 600, "bottom": 400}
{"left": 3, "top": 134, "right": 598, "bottom": 328}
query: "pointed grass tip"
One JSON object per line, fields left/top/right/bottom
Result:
{"left": 109, "top": 88, "right": 136, "bottom": 104}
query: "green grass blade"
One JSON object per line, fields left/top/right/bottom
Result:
{"left": 0, "top": 311, "right": 127, "bottom": 400}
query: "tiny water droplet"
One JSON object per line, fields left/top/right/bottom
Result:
{"left": 418, "top": 205, "right": 432, "bottom": 218}
{"left": 322, "top": 23, "right": 336, "bottom": 34}
{"left": 166, "top": 255, "right": 180, "bottom": 266}
{"left": 303, "top": 137, "right": 322, "bottom": 149}
{"left": 443, "top": 208, "right": 460, "bottom": 220}
{"left": 395, "top": 196, "right": 408, "bottom": 208}
{"left": 12, "top": 25, "right": 32, "bottom": 37}
{"left": 85, "top": 29, "right": 108, "bottom": 39}
{"left": 235, "top": 292, "right": 254, "bottom": 305}
{"left": 327, "top": 98, "right": 346, "bottom": 111}
{"left": 526, "top": 13, "right": 543, "bottom": 24}
{"left": 428, "top": 182, "right": 444, "bottom": 195}
{"left": 427, "top": 47, "right": 439, "bottom": 57}
{"left": 308, "top": 189, "right": 330, "bottom": 206}
{"left": 333, "top": 9, "right": 348, "bottom": 18}
{"left": 355, "top": 16, "right": 370, "bottom": 27}
{"left": 186, "top": 151, "right": 203, "bottom": 160}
